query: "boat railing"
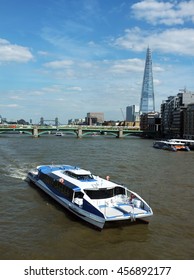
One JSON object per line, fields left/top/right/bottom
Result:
{"left": 93, "top": 193, "right": 134, "bottom": 211}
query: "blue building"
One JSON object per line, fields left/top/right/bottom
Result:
{"left": 126, "top": 105, "right": 139, "bottom": 122}
{"left": 140, "top": 47, "right": 155, "bottom": 114}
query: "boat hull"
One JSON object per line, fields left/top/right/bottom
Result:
{"left": 27, "top": 173, "right": 105, "bottom": 229}
{"left": 27, "top": 165, "right": 153, "bottom": 230}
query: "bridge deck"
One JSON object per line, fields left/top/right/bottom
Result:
{"left": 0, "top": 125, "right": 144, "bottom": 138}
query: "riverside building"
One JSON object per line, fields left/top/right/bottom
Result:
{"left": 161, "top": 89, "right": 194, "bottom": 138}
{"left": 183, "top": 103, "right": 194, "bottom": 139}
{"left": 86, "top": 112, "right": 104, "bottom": 125}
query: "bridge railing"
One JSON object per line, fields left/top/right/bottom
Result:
{"left": 0, "top": 124, "right": 140, "bottom": 129}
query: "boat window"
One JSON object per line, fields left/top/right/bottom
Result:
{"left": 114, "top": 186, "right": 125, "bottom": 195}
{"left": 39, "top": 171, "right": 74, "bottom": 200}
{"left": 74, "top": 192, "right": 84, "bottom": 198}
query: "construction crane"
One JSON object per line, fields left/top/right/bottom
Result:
{"left": 120, "top": 108, "right": 125, "bottom": 121}
{"left": 119, "top": 108, "right": 126, "bottom": 126}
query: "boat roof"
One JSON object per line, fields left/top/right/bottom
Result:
{"left": 167, "top": 141, "right": 185, "bottom": 145}
{"left": 155, "top": 140, "right": 185, "bottom": 145}
{"left": 66, "top": 168, "right": 91, "bottom": 176}
{"left": 154, "top": 140, "right": 171, "bottom": 144}
{"left": 37, "top": 165, "right": 121, "bottom": 191}
{"left": 169, "top": 139, "right": 194, "bottom": 143}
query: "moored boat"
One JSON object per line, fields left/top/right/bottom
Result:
{"left": 27, "top": 165, "right": 153, "bottom": 229}
{"left": 168, "top": 139, "right": 194, "bottom": 151}
{"left": 153, "top": 140, "right": 190, "bottom": 151}
{"left": 54, "top": 132, "right": 64, "bottom": 136}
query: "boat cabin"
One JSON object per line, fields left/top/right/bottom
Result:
{"left": 64, "top": 169, "right": 94, "bottom": 181}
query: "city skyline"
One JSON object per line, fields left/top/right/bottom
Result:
{"left": 0, "top": 0, "right": 194, "bottom": 123}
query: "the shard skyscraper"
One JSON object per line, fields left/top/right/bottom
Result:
{"left": 140, "top": 47, "right": 155, "bottom": 114}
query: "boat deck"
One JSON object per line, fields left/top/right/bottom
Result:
{"left": 99, "top": 203, "right": 147, "bottom": 219}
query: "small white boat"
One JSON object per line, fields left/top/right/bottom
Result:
{"left": 153, "top": 140, "right": 190, "bottom": 151}
{"left": 54, "top": 132, "right": 64, "bottom": 136}
{"left": 27, "top": 165, "right": 153, "bottom": 229}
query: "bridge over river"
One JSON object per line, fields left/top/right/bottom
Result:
{"left": 0, "top": 125, "right": 145, "bottom": 138}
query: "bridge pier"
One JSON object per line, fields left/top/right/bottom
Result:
{"left": 33, "top": 127, "right": 39, "bottom": 137}
{"left": 118, "top": 127, "right": 123, "bottom": 138}
{"left": 77, "top": 127, "right": 82, "bottom": 138}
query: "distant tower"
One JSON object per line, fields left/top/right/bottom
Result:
{"left": 126, "top": 105, "right": 139, "bottom": 122}
{"left": 140, "top": 47, "right": 155, "bottom": 114}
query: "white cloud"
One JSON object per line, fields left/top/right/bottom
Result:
{"left": 110, "top": 58, "right": 144, "bottom": 73}
{"left": 66, "top": 86, "right": 82, "bottom": 91}
{"left": 44, "top": 59, "right": 74, "bottom": 69}
{"left": 131, "top": 0, "right": 194, "bottom": 26}
{"left": 37, "top": 50, "right": 50, "bottom": 56}
{"left": 41, "top": 85, "right": 62, "bottom": 93}
{"left": 113, "top": 27, "right": 194, "bottom": 56}
{"left": 9, "top": 95, "right": 25, "bottom": 100}
{"left": 153, "top": 78, "right": 161, "bottom": 86}
{"left": 0, "top": 38, "right": 33, "bottom": 63}
{"left": 0, "top": 103, "right": 20, "bottom": 108}
{"left": 110, "top": 58, "right": 164, "bottom": 75}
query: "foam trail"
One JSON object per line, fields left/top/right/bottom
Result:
{"left": 5, "top": 163, "right": 33, "bottom": 181}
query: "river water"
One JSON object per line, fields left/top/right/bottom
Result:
{"left": 0, "top": 134, "right": 194, "bottom": 260}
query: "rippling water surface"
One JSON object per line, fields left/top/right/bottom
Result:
{"left": 0, "top": 134, "right": 194, "bottom": 260}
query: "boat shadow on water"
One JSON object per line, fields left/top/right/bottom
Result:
{"left": 103, "top": 219, "right": 149, "bottom": 230}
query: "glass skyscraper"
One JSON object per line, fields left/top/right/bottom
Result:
{"left": 126, "top": 105, "right": 139, "bottom": 122}
{"left": 140, "top": 47, "right": 155, "bottom": 114}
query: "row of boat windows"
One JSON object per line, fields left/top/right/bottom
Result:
{"left": 64, "top": 170, "right": 94, "bottom": 181}
{"left": 39, "top": 172, "right": 74, "bottom": 200}
{"left": 85, "top": 186, "right": 125, "bottom": 199}
{"left": 39, "top": 172, "right": 126, "bottom": 201}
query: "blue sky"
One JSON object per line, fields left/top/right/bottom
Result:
{"left": 0, "top": 0, "right": 194, "bottom": 123}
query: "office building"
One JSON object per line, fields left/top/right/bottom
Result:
{"left": 140, "top": 47, "right": 155, "bottom": 114}
{"left": 126, "top": 105, "right": 139, "bottom": 122}
{"left": 161, "top": 89, "right": 194, "bottom": 137}
{"left": 86, "top": 112, "right": 104, "bottom": 125}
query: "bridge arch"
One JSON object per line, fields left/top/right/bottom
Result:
{"left": 62, "top": 130, "right": 77, "bottom": 136}
{"left": 104, "top": 131, "right": 118, "bottom": 137}
{"left": 38, "top": 130, "right": 51, "bottom": 136}
{"left": 20, "top": 131, "right": 33, "bottom": 136}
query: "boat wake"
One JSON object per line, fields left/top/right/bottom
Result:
{"left": 5, "top": 164, "right": 32, "bottom": 181}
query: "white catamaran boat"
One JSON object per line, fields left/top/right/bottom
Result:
{"left": 27, "top": 165, "right": 153, "bottom": 229}
{"left": 153, "top": 140, "right": 190, "bottom": 151}
{"left": 168, "top": 139, "right": 194, "bottom": 151}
